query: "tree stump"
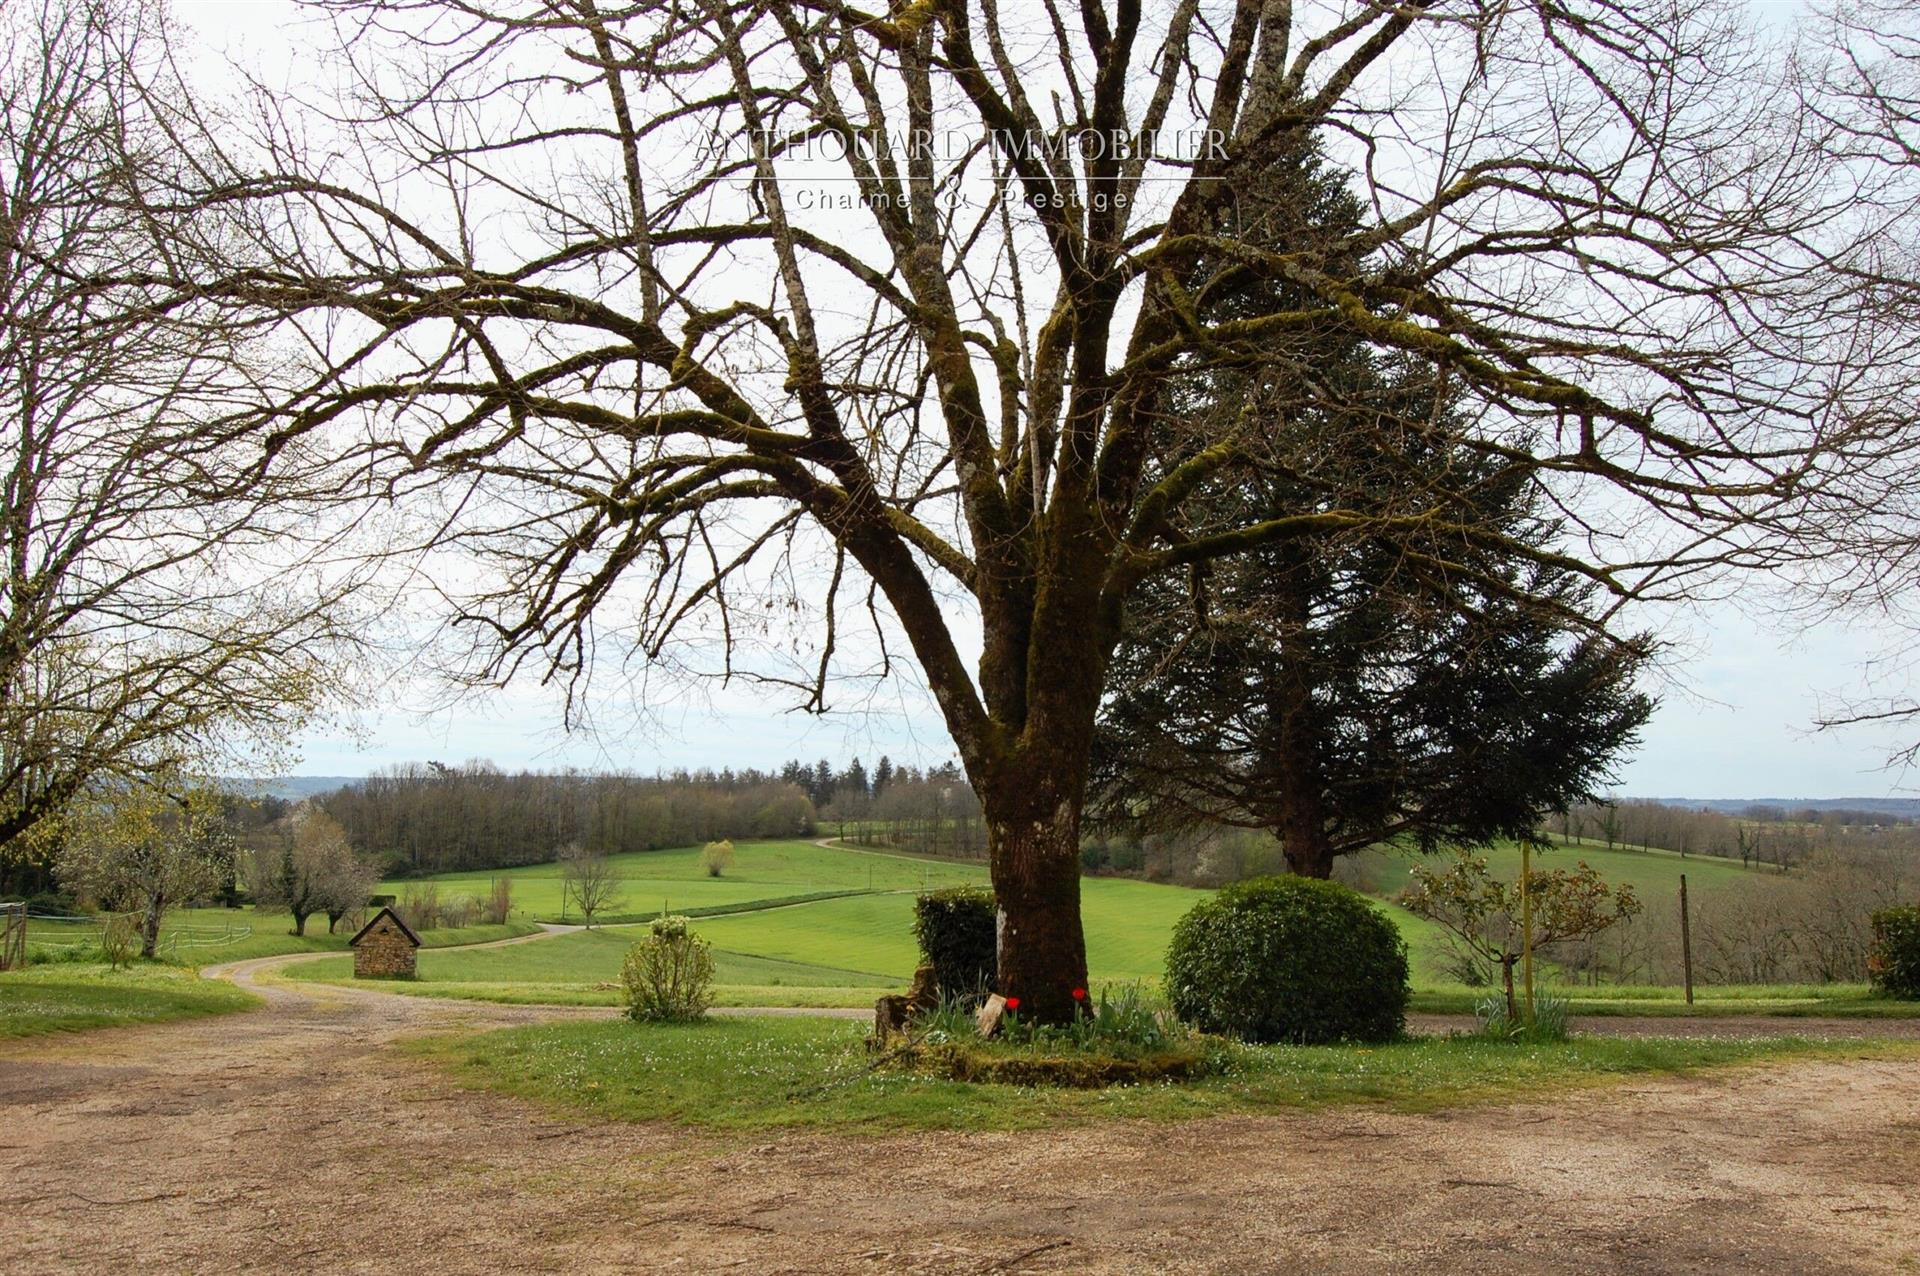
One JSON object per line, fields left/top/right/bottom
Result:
{"left": 906, "top": 963, "right": 940, "bottom": 1014}
{"left": 871, "top": 994, "right": 911, "bottom": 1048}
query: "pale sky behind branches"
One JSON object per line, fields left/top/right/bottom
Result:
{"left": 174, "top": 0, "right": 1920, "bottom": 799}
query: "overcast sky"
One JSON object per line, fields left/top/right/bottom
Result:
{"left": 176, "top": 0, "right": 1920, "bottom": 801}
{"left": 289, "top": 599, "right": 1920, "bottom": 800}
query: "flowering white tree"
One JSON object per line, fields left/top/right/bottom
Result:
{"left": 56, "top": 786, "right": 229, "bottom": 958}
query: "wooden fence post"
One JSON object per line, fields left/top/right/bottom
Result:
{"left": 1521, "top": 842, "right": 1535, "bottom": 1025}
{"left": 0, "top": 902, "right": 25, "bottom": 972}
{"left": 1679, "top": 874, "right": 1694, "bottom": 1007}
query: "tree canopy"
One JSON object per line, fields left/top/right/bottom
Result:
{"left": 107, "top": 0, "right": 1920, "bottom": 1019}
{"left": 0, "top": 0, "right": 362, "bottom": 857}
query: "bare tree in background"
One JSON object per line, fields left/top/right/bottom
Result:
{"left": 250, "top": 807, "right": 378, "bottom": 935}
{"left": 201, "top": 0, "right": 1914, "bottom": 1019}
{"left": 558, "top": 842, "right": 622, "bottom": 928}
{"left": 0, "top": 0, "right": 365, "bottom": 857}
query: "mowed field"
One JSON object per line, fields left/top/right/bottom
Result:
{"left": 377, "top": 839, "right": 984, "bottom": 922}
{"left": 279, "top": 835, "right": 1806, "bottom": 1009}
{"left": 288, "top": 840, "right": 1219, "bottom": 1005}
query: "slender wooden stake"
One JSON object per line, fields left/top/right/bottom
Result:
{"left": 1680, "top": 874, "right": 1694, "bottom": 1007}
{"left": 1521, "top": 842, "right": 1535, "bottom": 1026}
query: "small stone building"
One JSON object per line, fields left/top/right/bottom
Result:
{"left": 351, "top": 906, "right": 421, "bottom": 979}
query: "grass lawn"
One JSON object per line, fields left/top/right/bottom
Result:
{"left": 689, "top": 875, "right": 1211, "bottom": 983}
{"left": 270, "top": 837, "right": 1885, "bottom": 1011}
{"left": 282, "top": 927, "right": 897, "bottom": 1007}
{"left": 0, "top": 963, "right": 261, "bottom": 1039}
{"left": 379, "top": 838, "right": 985, "bottom": 924}
{"left": 1410, "top": 982, "right": 1920, "bottom": 1018}
{"left": 409, "top": 1015, "right": 1915, "bottom": 1133}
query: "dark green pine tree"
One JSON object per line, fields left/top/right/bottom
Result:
{"left": 1091, "top": 138, "right": 1653, "bottom": 879}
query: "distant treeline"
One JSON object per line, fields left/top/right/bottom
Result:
{"left": 1553, "top": 798, "right": 1920, "bottom": 868}
{"left": 319, "top": 762, "right": 816, "bottom": 875}
{"left": 817, "top": 759, "right": 987, "bottom": 858}
{"left": 295, "top": 756, "right": 1920, "bottom": 885}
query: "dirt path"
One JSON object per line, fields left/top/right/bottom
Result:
{"left": 4, "top": 960, "right": 1919, "bottom": 1273}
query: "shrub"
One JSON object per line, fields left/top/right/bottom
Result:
{"left": 483, "top": 878, "right": 513, "bottom": 926}
{"left": 439, "top": 894, "right": 478, "bottom": 930}
{"left": 700, "top": 839, "right": 735, "bottom": 878}
{"left": 1165, "top": 875, "right": 1409, "bottom": 1045}
{"left": 101, "top": 913, "right": 138, "bottom": 970}
{"left": 1869, "top": 905, "right": 1920, "bottom": 999}
{"left": 911, "top": 887, "right": 996, "bottom": 997}
{"left": 621, "top": 915, "right": 715, "bottom": 1022}
{"left": 399, "top": 883, "right": 442, "bottom": 931}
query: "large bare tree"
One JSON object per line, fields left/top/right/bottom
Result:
{"left": 210, "top": 0, "right": 1899, "bottom": 1019}
{"left": 1783, "top": 0, "right": 1920, "bottom": 766}
{"left": 0, "top": 0, "right": 365, "bottom": 855}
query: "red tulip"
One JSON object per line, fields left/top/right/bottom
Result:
{"left": 1071, "top": 987, "right": 1087, "bottom": 1001}
{"left": 1005, "top": 996, "right": 1021, "bottom": 1010}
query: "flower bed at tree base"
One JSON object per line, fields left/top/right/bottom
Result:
{"left": 885, "top": 1039, "right": 1220, "bottom": 1088}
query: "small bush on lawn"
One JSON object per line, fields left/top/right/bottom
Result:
{"left": 621, "top": 915, "right": 715, "bottom": 1022}
{"left": 1166, "top": 875, "right": 1409, "bottom": 1045}
{"left": 912, "top": 886, "right": 996, "bottom": 998}
{"left": 101, "top": 914, "right": 138, "bottom": 970}
{"left": 1869, "top": 905, "right": 1920, "bottom": 1000}
{"left": 1472, "top": 992, "right": 1571, "bottom": 1043}
{"left": 700, "top": 839, "right": 735, "bottom": 878}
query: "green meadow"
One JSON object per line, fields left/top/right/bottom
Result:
{"left": 0, "top": 963, "right": 261, "bottom": 1038}
{"left": 376, "top": 838, "right": 983, "bottom": 923}
{"left": 268, "top": 834, "right": 1834, "bottom": 1010}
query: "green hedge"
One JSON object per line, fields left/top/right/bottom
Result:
{"left": 912, "top": 887, "right": 997, "bottom": 997}
{"left": 1165, "top": 875, "right": 1409, "bottom": 1045}
{"left": 1869, "top": 905, "right": 1920, "bottom": 1000}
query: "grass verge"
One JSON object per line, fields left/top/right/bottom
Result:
{"left": 404, "top": 1016, "right": 1910, "bottom": 1133}
{"left": 0, "top": 963, "right": 261, "bottom": 1039}
{"left": 1409, "top": 983, "right": 1920, "bottom": 1018}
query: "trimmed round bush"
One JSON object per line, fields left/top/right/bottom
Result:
{"left": 1165, "top": 875, "right": 1409, "bottom": 1044}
